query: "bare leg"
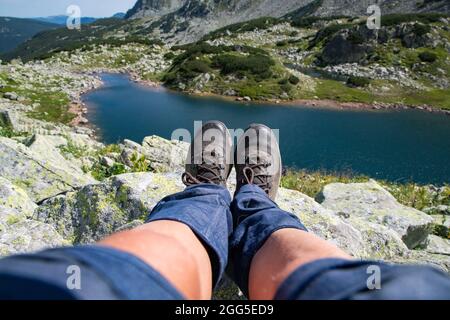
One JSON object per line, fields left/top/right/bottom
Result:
{"left": 249, "top": 228, "right": 352, "bottom": 300}
{"left": 99, "top": 220, "right": 212, "bottom": 300}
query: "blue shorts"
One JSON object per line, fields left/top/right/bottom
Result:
{"left": 0, "top": 184, "right": 449, "bottom": 300}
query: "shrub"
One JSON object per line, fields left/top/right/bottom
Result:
{"left": 412, "top": 23, "right": 431, "bottom": 36}
{"left": 0, "top": 126, "right": 13, "bottom": 138}
{"left": 98, "top": 144, "right": 121, "bottom": 156}
{"left": 183, "top": 59, "right": 212, "bottom": 74}
{"left": 288, "top": 75, "right": 300, "bottom": 85}
{"left": 280, "top": 83, "right": 293, "bottom": 93}
{"left": 347, "top": 32, "right": 365, "bottom": 45}
{"left": 346, "top": 76, "right": 370, "bottom": 87}
{"left": 276, "top": 40, "right": 288, "bottom": 47}
{"left": 419, "top": 51, "right": 438, "bottom": 63}
{"left": 164, "top": 58, "right": 212, "bottom": 85}
{"left": 309, "top": 24, "right": 352, "bottom": 48}
{"left": 90, "top": 162, "right": 127, "bottom": 181}
{"left": 164, "top": 52, "right": 176, "bottom": 60}
{"left": 380, "top": 13, "right": 448, "bottom": 27}
{"left": 59, "top": 140, "right": 89, "bottom": 159}
{"left": 212, "top": 54, "right": 275, "bottom": 81}
{"left": 130, "top": 153, "right": 150, "bottom": 172}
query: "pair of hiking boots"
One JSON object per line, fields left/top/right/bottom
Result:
{"left": 182, "top": 121, "right": 282, "bottom": 200}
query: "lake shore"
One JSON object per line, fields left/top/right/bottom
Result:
{"left": 124, "top": 73, "right": 450, "bottom": 115}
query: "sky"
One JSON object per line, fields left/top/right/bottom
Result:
{"left": 0, "top": 0, "right": 137, "bottom": 18}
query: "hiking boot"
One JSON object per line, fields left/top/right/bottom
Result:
{"left": 182, "top": 121, "right": 233, "bottom": 187}
{"left": 235, "top": 123, "right": 282, "bottom": 200}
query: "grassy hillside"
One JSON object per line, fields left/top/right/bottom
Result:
{"left": 0, "top": 17, "right": 58, "bottom": 54}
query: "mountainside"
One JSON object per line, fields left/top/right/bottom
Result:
{"left": 123, "top": 0, "right": 450, "bottom": 43}
{"left": 0, "top": 17, "right": 58, "bottom": 54}
{"left": 293, "top": 0, "right": 450, "bottom": 17}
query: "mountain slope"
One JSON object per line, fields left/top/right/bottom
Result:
{"left": 0, "top": 17, "right": 59, "bottom": 54}
{"left": 310, "top": 0, "right": 450, "bottom": 17}
{"left": 125, "top": 0, "right": 450, "bottom": 43}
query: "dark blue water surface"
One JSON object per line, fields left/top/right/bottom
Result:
{"left": 83, "top": 74, "right": 450, "bottom": 184}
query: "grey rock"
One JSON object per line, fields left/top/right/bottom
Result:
{"left": 393, "top": 250, "right": 450, "bottom": 274}
{"left": 3, "top": 92, "right": 18, "bottom": 101}
{"left": 100, "top": 156, "right": 115, "bottom": 168}
{"left": 0, "top": 137, "right": 96, "bottom": 203}
{"left": 317, "top": 180, "right": 434, "bottom": 249}
{"left": 35, "top": 172, "right": 185, "bottom": 243}
{"left": 426, "top": 235, "right": 450, "bottom": 255}
{"left": 0, "top": 176, "right": 37, "bottom": 218}
{"left": 141, "top": 135, "right": 189, "bottom": 172}
{"left": 0, "top": 218, "right": 67, "bottom": 257}
{"left": 277, "top": 188, "right": 409, "bottom": 259}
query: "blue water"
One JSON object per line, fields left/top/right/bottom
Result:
{"left": 83, "top": 73, "right": 450, "bottom": 184}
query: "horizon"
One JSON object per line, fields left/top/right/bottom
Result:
{"left": 0, "top": 0, "right": 137, "bottom": 18}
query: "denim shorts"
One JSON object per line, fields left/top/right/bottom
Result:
{"left": 0, "top": 184, "right": 449, "bottom": 300}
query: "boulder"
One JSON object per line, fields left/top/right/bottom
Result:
{"left": 35, "top": 172, "right": 185, "bottom": 243}
{"left": 393, "top": 250, "right": 450, "bottom": 274}
{"left": 0, "top": 176, "right": 37, "bottom": 218}
{"left": 0, "top": 137, "right": 96, "bottom": 203}
{"left": 425, "top": 235, "right": 450, "bottom": 255}
{"left": 0, "top": 215, "right": 67, "bottom": 257}
{"left": 100, "top": 156, "right": 115, "bottom": 168}
{"left": 320, "top": 33, "right": 372, "bottom": 65}
{"left": 141, "top": 135, "right": 189, "bottom": 172}
{"left": 277, "top": 188, "right": 408, "bottom": 259}
{"left": 3, "top": 92, "right": 18, "bottom": 101}
{"left": 317, "top": 180, "right": 434, "bottom": 249}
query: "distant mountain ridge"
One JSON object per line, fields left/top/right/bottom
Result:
{"left": 34, "top": 13, "right": 126, "bottom": 25}
{"left": 34, "top": 15, "right": 98, "bottom": 25}
{"left": 0, "top": 17, "right": 59, "bottom": 54}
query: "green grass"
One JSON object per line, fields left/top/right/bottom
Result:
{"left": 281, "top": 169, "right": 369, "bottom": 198}
{"left": 59, "top": 139, "right": 89, "bottom": 159}
{"left": 312, "top": 79, "right": 375, "bottom": 103}
{"left": 0, "top": 73, "right": 74, "bottom": 124}
{"left": 380, "top": 13, "right": 449, "bottom": 27}
{"left": 25, "top": 91, "right": 73, "bottom": 124}
{"left": 97, "top": 144, "right": 121, "bottom": 156}
{"left": 301, "top": 78, "right": 450, "bottom": 110}
{"left": 89, "top": 162, "right": 128, "bottom": 181}
{"left": 0, "top": 125, "right": 27, "bottom": 138}
{"left": 281, "top": 169, "right": 449, "bottom": 212}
